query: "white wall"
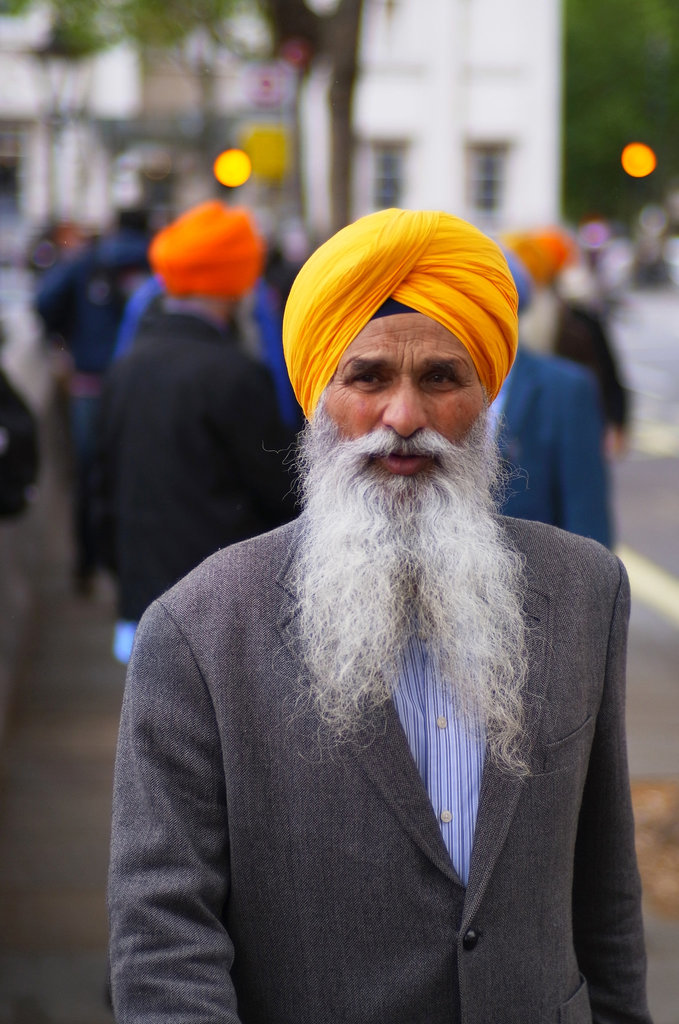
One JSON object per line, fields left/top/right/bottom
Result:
{"left": 88, "top": 46, "right": 141, "bottom": 120}
{"left": 302, "top": 0, "right": 562, "bottom": 234}
{"left": 0, "top": 12, "right": 143, "bottom": 233}
{"left": 464, "top": 0, "right": 561, "bottom": 226}
{"left": 354, "top": 0, "right": 466, "bottom": 214}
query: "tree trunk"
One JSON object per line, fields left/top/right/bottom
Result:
{"left": 262, "top": 0, "right": 364, "bottom": 233}
{"left": 325, "top": 0, "right": 363, "bottom": 232}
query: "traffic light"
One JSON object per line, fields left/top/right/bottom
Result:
{"left": 213, "top": 149, "right": 252, "bottom": 188}
{"left": 621, "top": 143, "right": 657, "bottom": 178}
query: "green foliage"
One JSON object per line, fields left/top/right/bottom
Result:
{"left": 6, "top": 0, "right": 246, "bottom": 56}
{"left": 116, "top": 0, "right": 242, "bottom": 51}
{"left": 564, "top": 0, "right": 679, "bottom": 224}
{"left": 6, "top": 0, "right": 119, "bottom": 55}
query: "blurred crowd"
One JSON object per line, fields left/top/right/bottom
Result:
{"left": 0, "top": 201, "right": 639, "bottom": 662}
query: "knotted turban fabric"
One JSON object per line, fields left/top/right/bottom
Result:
{"left": 282, "top": 208, "right": 519, "bottom": 418}
{"left": 149, "top": 201, "right": 264, "bottom": 299}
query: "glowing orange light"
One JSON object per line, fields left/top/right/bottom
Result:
{"left": 213, "top": 149, "right": 252, "bottom": 187}
{"left": 621, "top": 143, "right": 657, "bottom": 178}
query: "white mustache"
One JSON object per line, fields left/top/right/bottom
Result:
{"left": 344, "top": 428, "right": 455, "bottom": 461}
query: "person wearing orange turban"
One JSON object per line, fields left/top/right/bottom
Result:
{"left": 283, "top": 208, "right": 519, "bottom": 418}
{"left": 97, "top": 199, "right": 295, "bottom": 665}
{"left": 149, "top": 200, "right": 264, "bottom": 298}
{"left": 501, "top": 227, "right": 576, "bottom": 287}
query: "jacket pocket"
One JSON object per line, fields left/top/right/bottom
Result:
{"left": 534, "top": 715, "right": 595, "bottom": 776}
{"left": 558, "top": 975, "right": 592, "bottom": 1024}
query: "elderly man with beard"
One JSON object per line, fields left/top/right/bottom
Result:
{"left": 108, "top": 209, "right": 651, "bottom": 1024}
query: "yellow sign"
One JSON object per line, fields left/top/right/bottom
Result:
{"left": 239, "top": 125, "right": 290, "bottom": 183}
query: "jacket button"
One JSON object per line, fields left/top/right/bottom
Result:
{"left": 462, "top": 928, "right": 479, "bottom": 950}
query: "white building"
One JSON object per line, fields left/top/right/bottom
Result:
{"left": 0, "top": 6, "right": 285, "bottom": 255}
{"left": 0, "top": 0, "right": 561, "bottom": 257}
{"left": 303, "top": 0, "right": 562, "bottom": 238}
{"left": 0, "top": 6, "right": 144, "bottom": 257}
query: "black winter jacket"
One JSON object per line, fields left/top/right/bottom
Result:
{"left": 97, "top": 310, "right": 297, "bottom": 619}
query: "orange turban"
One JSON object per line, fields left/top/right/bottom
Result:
{"left": 282, "top": 208, "right": 518, "bottom": 418}
{"left": 149, "top": 201, "right": 264, "bottom": 298}
{"left": 503, "top": 227, "right": 576, "bottom": 286}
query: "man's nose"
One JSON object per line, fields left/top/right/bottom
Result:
{"left": 380, "top": 384, "right": 428, "bottom": 437}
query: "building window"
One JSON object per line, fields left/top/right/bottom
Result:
{"left": 0, "top": 130, "right": 21, "bottom": 219}
{"left": 374, "top": 144, "right": 405, "bottom": 209}
{"left": 467, "top": 144, "right": 507, "bottom": 221}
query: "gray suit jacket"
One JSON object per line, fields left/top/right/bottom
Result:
{"left": 108, "top": 515, "right": 651, "bottom": 1024}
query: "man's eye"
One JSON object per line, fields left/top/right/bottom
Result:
{"left": 426, "top": 372, "right": 457, "bottom": 386}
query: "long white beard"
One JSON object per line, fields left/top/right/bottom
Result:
{"left": 292, "top": 404, "right": 530, "bottom": 776}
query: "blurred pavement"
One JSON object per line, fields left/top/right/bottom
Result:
{"left": 0, "top": 403, "right": 123, "bottom": 1024}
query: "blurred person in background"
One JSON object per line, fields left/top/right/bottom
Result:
{"left": 111, "top": 271, "right": 165, "bottom": 362}
{"left": 26, "top": 219, "right": 88, "bottom": 277}
{"left": 34, "top": 207, "right": 151, "bottom": 592}
{"left": 112, "top": 231, "right": 306, "bottom": 434}
{"left": 0, "top": 321, "right": 39, "bottom": 520}
{"left": 493, "top": 250, "right": 613, "bottom": 547}
{"left": 108, "top": 208, "right": 650, "bottom": 1024}
{"left": 555, "top": 260, "right": 629, "bottom": 458}
{"left": 96, "top": 201, "right": 297, "bottom": 664}
{"left": 504, "top": 227, "right": 629, "bottom": 459}
{"left": 251, "top": 240, "right": 308, "bottom": 433}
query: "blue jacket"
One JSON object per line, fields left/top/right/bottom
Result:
{"left": 496, "top": 348, "right": 612, "bottom": 547}
{"left": 35, "top": 228, "right": 150, "bottom": 375}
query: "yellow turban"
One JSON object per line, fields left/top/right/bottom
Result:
{"left": 282, "top": 208, "right": 518, "bottom": 418}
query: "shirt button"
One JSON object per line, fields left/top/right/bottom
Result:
{"left": 436, "top": 715, "right": 447, "bottom": 729}
{"left": 440, "top": 810, "right": 453, "bottom": 823}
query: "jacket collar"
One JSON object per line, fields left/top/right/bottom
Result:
{"left": 498, "top": 347, "right": 542, "bottom": 438}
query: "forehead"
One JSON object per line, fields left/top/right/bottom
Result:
{"left": 338, "top": 312, "right": 475, "bottom": 370}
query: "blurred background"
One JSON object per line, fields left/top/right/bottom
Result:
{"left": 0, "top": 0, "right": 678, "bottom": 1021}
{"left": 1, "top": 0, "right": 679, "bottom": 269}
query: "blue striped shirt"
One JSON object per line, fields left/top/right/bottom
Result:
{"left": 392, "top": 636, "right": 485, "bottom": 885}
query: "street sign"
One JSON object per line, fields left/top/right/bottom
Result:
{"left": 242, "top": 62, "right": 296, "bottom": 110}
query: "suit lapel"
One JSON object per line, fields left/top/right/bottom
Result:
{"left": 274, "top": 529, "right": 461, "bottom": 886}
{"left": 461, "top": 585, "right": 551, "bottom": 926}
{"left": 353, "top": 700, "right": 462, "bottom": 885}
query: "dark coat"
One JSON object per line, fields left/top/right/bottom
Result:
{"left": 555, "top": 302, "right": 629, "bottom": 430}
{"left": 97, "top": 309, "right": 297, "bottom": 620}
{"left": 35, "top": 228, "right": 150, "bottom": 374}
{"left": 108, "top": 515, "right": 650, "bottom": 1024}
{"left": 497, "top": 348, "right": 612, "bottom": 547}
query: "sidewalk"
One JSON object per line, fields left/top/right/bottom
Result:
{"left": 0, "top": 420, "right": 123, "bottom": 1024}
{"left": 0, "top": 430, "right": 677, "bottom": 1022}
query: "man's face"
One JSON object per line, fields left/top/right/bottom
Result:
{"left": 323, "top": 312, "right": 485, "bottom": 477}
